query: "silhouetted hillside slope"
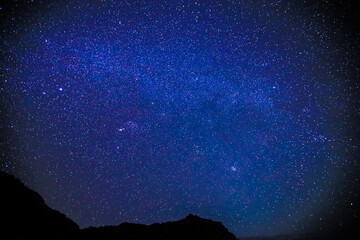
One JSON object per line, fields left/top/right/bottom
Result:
{"left": 2, "top": 170, "right": 359, "bottom": 240}
{"left": 0, "top": 171, "right": 237, "bottom": 240}
{"left": 79, "top": 214, "right": 237, "bottom": 240}
{"left": 1, "top": 170, "right": 359, "bottom": 240}
{"left": 0, "top": 171, "right": 79, "bottom": 240}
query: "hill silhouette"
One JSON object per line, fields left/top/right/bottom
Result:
{"left": 3, "top": 170, "right": 358, "bottom": 240}
{"left": 79, "top": 214, "right": 237, "bottom": 240}
{"left": 0, "top": 170, "right": 237, "bottom": 240}
{"left": 0, "top": 171, "right": 79, "bottom": 240}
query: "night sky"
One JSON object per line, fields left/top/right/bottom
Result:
{"left": 0, "top": 0, "right": 359, "bottom": 237}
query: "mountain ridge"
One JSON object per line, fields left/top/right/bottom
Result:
{"left": 0, "top": 170, "right": 236, "bottom": 240}
{"left": 2, "top": 170, "right": 359, "bottom": 240}
{"left": 80, "top": 213, "right": 237, "bottom": 240}
{"left": 0, "top": 171, "right": 79, "bottom": 240}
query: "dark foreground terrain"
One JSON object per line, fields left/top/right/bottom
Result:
{"left": 0, "top": 170, "right": 359, "bottom": 240}
{"left": 0, "top": 171, "right": 79, "bottom": 240}
{"left": 0, "top": 171, "right": 236, "bottom": 240}
{"left": 80, "top": 214, "right": 237, "bottom": 240}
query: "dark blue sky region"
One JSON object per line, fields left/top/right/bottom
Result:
{"left": 0, "top": 0, "right": 359, "bottom": 237}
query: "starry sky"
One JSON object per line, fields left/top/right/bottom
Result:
{"left": 0, "top": 0, "right": 359, "bottom": 237}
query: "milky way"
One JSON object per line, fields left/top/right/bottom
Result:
{"left": 0, "top": 0, "right": 359, "bottom": 237}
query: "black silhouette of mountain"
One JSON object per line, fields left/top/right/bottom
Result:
{"left": 0, "top": 170, "right": 237, "bottom": 240}
{"left": 79, "top": 214, "right": 237, "bottom": 240}
{"left": 0, "top": 171, "right": 79, "bottom": 240}
{"left": 3, "top": 170, "right": 358, "bottom": 240}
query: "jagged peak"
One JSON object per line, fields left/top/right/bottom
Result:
{"left": 185, "top": 214, "right": 201, "bottom": 219}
